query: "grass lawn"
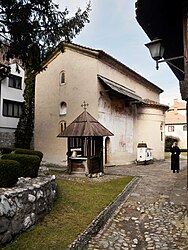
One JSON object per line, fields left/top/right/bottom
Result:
{"left": 165, "top": 152, "right": 171, "bottom": 159}
{"left": 180, "top": 152, "right": 187, "bottom": 157}
{"left": 2, "top": 175, "right": 133, "bottom": 250}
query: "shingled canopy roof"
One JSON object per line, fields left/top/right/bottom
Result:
{"left": 98, "top": 75, "right": 144, "bottom": 102}
{"left": 57, "top": 110, "right": 113, "bottom": 137}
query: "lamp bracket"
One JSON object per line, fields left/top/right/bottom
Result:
{"left": 159, "top": 55, "right": 184, "bottom": 63}
{"left": 156, "top": 55, "right": 184, "bottom": 73}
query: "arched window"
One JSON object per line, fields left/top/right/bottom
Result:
{"left": 60, "top": 71, "right": 65, "bottom": 85}
{"left": 59, "top": 120, "right": 66, "bottom": 133}
{"left": 60, "top": 102, "right": 67, "bottom": 115}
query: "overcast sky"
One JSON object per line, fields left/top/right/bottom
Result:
{"left": 55, "top": 0, "right": 181, "bottom": 105}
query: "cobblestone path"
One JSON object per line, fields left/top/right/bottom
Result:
{"left": 87, "top": 160, "right": 188, "bottom": 250}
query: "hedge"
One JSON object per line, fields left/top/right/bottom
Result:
{"left": 0, "top": 160, "right": 20, "bottom": 187}
{"left": 14, "top": 148, "right": 43, "bottom": 161}
{"left": 0, "top": 147, "right": 43, "bottom": 161}
{"left": 0, "top": 147, "right": 13, "bottom": 154}
{"left": 1, "top": 154, "right": 41, "bottom": 178}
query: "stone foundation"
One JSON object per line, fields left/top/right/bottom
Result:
{"left": 0, "top": 131, "right": 15, "bottom": 148}
{"left": 0, "top": 130, "right": 34, "bottom": 149}
{"left": 0, "top": 175, "right": 57, "bottom": 245}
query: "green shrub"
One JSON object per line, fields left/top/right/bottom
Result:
{"left": 0, "top": 160, "right": 20, "bottom": 187}
{"left": 14, "top": 148, "right": 43, "bottom": 161}
{"left": 0, "top": 147, "right": 14, "bottom": 154}
{"left": 165, "top": 136, "right": 179, "bottom": 152}
{"left": 180, "top": 149, "right": 187, "bottom": 152}
{"left": 1, "top": 154, "right": 41, "bottom": 178}
{"left": 0, "top": 147, "right": 43, "bottom": 162}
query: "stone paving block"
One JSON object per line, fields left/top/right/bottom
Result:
{"left": 86, "top": 160, "right": 188, "bottom": 249}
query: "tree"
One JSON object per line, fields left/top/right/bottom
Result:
{"left": 165, "top": 135, "right": 179, "bottom": 152}
{"left": 0, "top": 0, "right": 91, "bottom": 148}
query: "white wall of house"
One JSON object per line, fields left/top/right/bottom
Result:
{"left": 0, "top": 63, "right": 24, "bottom": 130}
{"left": 165, "top": 99, "right": 187, "bottom": 149}
{"left": 165, "top": 124, "right": 187, "bottom": 149}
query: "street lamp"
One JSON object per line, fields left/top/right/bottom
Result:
{"left": 145, "top": 38, "right": 184, "bottom": 72}
{"left": 145, "top": 38, "right": 165, "bottom": 61}
{"left": 146, "top": 38, "right": 188, "bottom": 189}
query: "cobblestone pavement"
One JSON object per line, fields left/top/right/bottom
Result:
{"left": 86, "top": 160, "right": 188, "bottom": 250}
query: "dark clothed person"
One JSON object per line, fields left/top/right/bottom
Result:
{"left": 170, "top": 142, "right": 181, "bottom": 173}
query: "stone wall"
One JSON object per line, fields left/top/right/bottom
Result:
{"left": 0, "top": 131, "right": 34, "bottom": 149}
{"left": 0, "top": 132, "right": 15, "bottom": 148}
{"left": 0, "top": 175, "right": 57, "bottom": 245}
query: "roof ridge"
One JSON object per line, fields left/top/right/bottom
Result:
{"left": 58, "top": 110, "right": 113, "bottom": 137}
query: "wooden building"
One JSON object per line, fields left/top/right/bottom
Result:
{"left": 58, "top": 105, "right": 113, "bottom": 174}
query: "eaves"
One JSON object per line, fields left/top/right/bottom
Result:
{"left": 98, "top": 51, "right": 163, "bottom": 94}
{"left": 140, "top": 99, "right": 169, "bottom": 111}
{"left": 37, "top": 41, "right": 163, "bottom": 95}
{"left": 165, "top": 122, "right": 186, "bottom": 125}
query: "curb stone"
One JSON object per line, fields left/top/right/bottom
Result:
{"left": 67, "top": 176, "right": 140, "bottom": 250}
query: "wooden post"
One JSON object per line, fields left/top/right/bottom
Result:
{"left": 183, "top": 3, "right": 188, "bottom": 188}
{"left": 187, "top": 102, "right": 188, "bottom": 188}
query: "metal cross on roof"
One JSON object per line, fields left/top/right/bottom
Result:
{"left": 81, "top": 101, "right": 89, "bottom": 110}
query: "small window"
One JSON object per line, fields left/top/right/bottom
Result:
{"left": 168, "top": 126, "right": 174, "bottom": 132}
{"left": 3, "top": 99, "right": 23, "bottom": 118}
{"left": 60, "top": 120, "right": 66, "bottom": 133}
{"left": 60, "top": 71, "right": 65, "bottom": 85}
{"left": 60, "top": 102, "right": 67, "bottom": 115}
{"left": 160, "top": 122, "right": 163, "bottom": 130}
{"left": 161, "top": 132, "right": 163, "bottom": 141}
{"left": 183, "top": 125, "right": 187, "bottom": 131}
{"left": 9, "top": 74, "right": 22, "bottom": 89}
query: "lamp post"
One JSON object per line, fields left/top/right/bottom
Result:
{"left": 145, "top": 37, "right": 188, "bottom": 188}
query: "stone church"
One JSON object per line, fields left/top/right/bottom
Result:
{"left": 35, "top": 42, "right": 168, "bottom": 167}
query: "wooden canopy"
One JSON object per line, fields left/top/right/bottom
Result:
{"left": 57, "top": 110, "right": 113, "bottom": 137}
{"left": 135, "top": 0, "right": 185, "bottom": 80}
{"left": 98, "top": 75, "right": 145, "bottom": 101}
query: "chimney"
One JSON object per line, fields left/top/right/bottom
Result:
{"left": 174, "top": 99, "right": 178, "bottom": 114}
